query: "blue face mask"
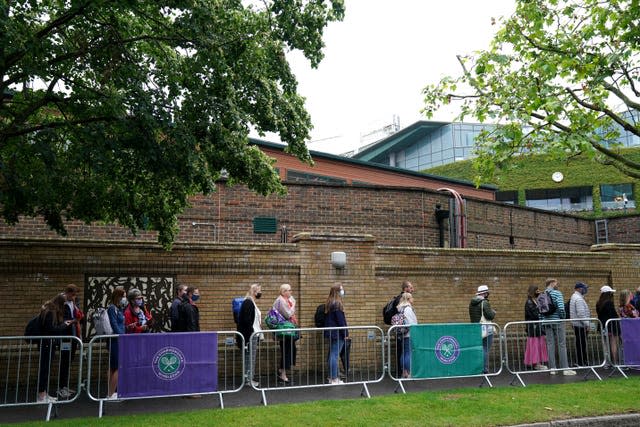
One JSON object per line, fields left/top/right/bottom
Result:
{"left": 191, "top": 294, "right": 200, "bottom": 302}
{"left": 135, "top": 299, "right": 144, "bottom": 307}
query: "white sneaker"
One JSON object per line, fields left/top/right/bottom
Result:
{"left": 329, "top": 378, "right": 344, "bottom": 385}
{"left": 37, "top": 394, "right": 57, "bottom": 403}
{"left": 108, "top": 393, "right": 118, "bottom": 400}
{"left": 534, "top": 364, "right": 548, "bottom": 370}
{"left": 250, "top": 380, "right": 259, "bottom": 387}
{"left": 549, "top": 370, "right": 558, "bottom": 375}
{"left": 563, "top": 369, "right": 577, "bottom": 376}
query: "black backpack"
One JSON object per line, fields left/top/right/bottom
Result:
{"left": 382, "top": 295, "right": 401, "bottom": 325}
{"left": 24, "top": 315, "right": 42, "bottom": 343}
{"left": 314, "top": 304, "right": 326, "bottom": 328}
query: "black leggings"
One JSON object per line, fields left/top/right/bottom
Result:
{"left": 278, "top": 336, "right": 297, "bottom": 370}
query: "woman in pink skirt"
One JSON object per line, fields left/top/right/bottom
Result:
{"left": 524, "top": 285, "right": 549, "bottom": 370}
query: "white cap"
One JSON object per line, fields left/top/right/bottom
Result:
{"left": 600, "top": 285, "right": 616, "bottom": 293}
{"left": 477, "top": 285, "right": 489, "bottom": 294}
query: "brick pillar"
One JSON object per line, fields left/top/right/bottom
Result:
{"left": 291, "top": 233, "right": 377, "bottom": 327}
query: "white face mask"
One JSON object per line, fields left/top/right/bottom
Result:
{"left": 120, "top": 297, "right": 128, "bottom": 307}
{"left": 339, "top": 289, "right": 345, "bottom": 297}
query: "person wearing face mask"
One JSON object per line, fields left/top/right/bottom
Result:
{"left": 106, "top": 286, "right": 126, "bottom": 399}
{"left": 170, "top": 284, "right": 188, "bottom": 332}
{"left": 570, "top": 282, "right": 591, "bottom": 367}
{"left": 524, "top": 285, "right": 548, "bottom": 370}
{"left": 177, "top": 287, "right": 200, "bottom": 332}
{"left": 124, "top": 288, "right": 153, "bottom": 333}
{"left": 237, "top": 284, "right": 264, "bottom": 387}
{"left": 324, "top": 283, "right": 348, "bottom": 385}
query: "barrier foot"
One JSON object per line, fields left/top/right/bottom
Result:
{"left": 583, "top": 367, "right": 602, "bottom": 382}
{"left": 218, "top": 392, "right": 225, "bottom": 410}
{"left": 360, "top": 383, "right": 371, "bottom": 399}
{"left": 479, "top": 375, "right": 493, "bottom": 388}
{"left": 260, "top": 389, "right": 268, "bottom": 406}
{"left": 98, "top": 400, "right": 104, "bottom": 418}
{"left": 45, "top": 402, "right": 54, "bottom": 421}
{"left": 509, "top": 374, "right": 526, "bottom": 387}
{"left": 614, "top": 366, "right": 628, "bottom": 379}
{"left": 394, "top": 380, "right": 406, "bottom": 394}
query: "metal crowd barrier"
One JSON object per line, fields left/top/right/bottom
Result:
{"left": 0, "top": 335, "right": 83, "bottom": 421}
{"left": 250, "top": 326, "right": 385, "bottom": 405}
{"left": 387, "top": 322, "right": 503, "bottom": 393}
{"left": 86, "top": 331, "right": 245, "bottom": 418}
{"left": 503, "top": 318, "right": 606, "bottom": 386}
{"left": 603, "top": 318, "right": 640, "bottom": 379}
{"left": 4, "top": 321, "right": 640, "bottom": 421}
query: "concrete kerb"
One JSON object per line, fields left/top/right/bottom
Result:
{"left": 509, "top": 413, "right": 640, "bottom": 427}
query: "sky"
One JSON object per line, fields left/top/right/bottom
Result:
{"left": 269, "top": 0, "right": 516, "bottom": 155}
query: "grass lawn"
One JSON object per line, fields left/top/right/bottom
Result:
{"left": 10, "top": 377, "right": 640, "bottom": 427}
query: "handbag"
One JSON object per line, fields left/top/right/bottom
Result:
{"left": 264, "top": 308, "right": 287, "bottom": 330}
{"left": 274, "top": 320, "right": 298, "bottom": 338}
{"left": 480, "top": 301, "right": 496, "bottom": 338}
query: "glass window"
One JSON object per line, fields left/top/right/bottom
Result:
{"left": 286, "top": 170, "right": 347, "bottom": 185}
{"left": 496, "top": 191, "right": 518, "bottom": 205}
{"left": 525, "top": 187, "right": 592, "bottom": 212}
{"left": 601, "top": 183, "right": 635, "bottom": 210}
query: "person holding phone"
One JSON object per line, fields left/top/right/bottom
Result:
{"left": 38, "top": 294, "right": 74, "bottom": 403}
{"left": 124, "top": 288, "right": 153, "bottom": 334}
{"left": 58, "top": 284, "right": 83, "bottom": 399}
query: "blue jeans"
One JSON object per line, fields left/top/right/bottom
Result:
{"left": 328, "top": 338, "right": 345, "bottom": 379}
{"left": 399, "top": 336, "right": 411, "bottom": 375}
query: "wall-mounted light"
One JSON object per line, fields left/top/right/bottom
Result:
{"left": 331, "top": 251, "right": 347, "bottom": 269}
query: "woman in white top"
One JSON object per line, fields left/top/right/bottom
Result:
{"left": 237, "top": 284, "right": 263, "bottom": 387}
{"left": 273, "top": 283, "right": 297, "bottom": 383}
{"left": 396, "top": 292, "right": 417, "bottom": 378}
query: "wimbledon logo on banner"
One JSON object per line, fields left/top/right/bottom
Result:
{"left": 434, "top": 335, "right": 461, "bottom": 364}
{"left": 152, "top": 346, "right": 186, "bottom": 380}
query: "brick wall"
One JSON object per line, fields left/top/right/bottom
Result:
{"left": 607, "top": 215, "right": 640, "bottom": 243}
{"left": 0, "top": 182, "right": 608, "bottom": 251}
{"left": 3, "top": 235, "right": 639, "bottom": 339}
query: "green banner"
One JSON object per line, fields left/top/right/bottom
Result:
{"left": 410, "top": 323, "right": 484, "bottom": 378}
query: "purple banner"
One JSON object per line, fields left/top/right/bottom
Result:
{"left": 118, "top": 332, "right": 218, "bottom": 398}
{"left": 621, "top": 318, "right": 640, "bottom": 366}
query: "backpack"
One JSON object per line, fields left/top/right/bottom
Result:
{"left": 314, "top": 304, "right": 326, "bottom": 328}
{"left": 232, "top": 297, "right": 245, "bottom": 325}
{"left": 537, "top": 290, "right": 557, "bottom": 316}
{"left": 391, "top": 309, "right": 408, "bottom": 335}
{"left": 24, "top": 315, "right": 42, "bottom": 343}
{"left": 91, "top": 307, "right": 113, "bottom": 335}
{"left": 383, "top": 295, "right": 401, "bottom": 325}
{"left": 565, "top": 299, "right": 572, "bottom": 319}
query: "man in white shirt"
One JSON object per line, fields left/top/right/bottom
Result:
{"left": 570, "top": 282, "right": 591, "bottom": 367}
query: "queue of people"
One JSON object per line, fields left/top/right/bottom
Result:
{"left": 31, "top": 277, "right": 639, "bottom": 403}
{"left": 521, "top": 279, "right": 640, "bottom": 374}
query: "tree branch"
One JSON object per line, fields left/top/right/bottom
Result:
{"left": 529, "top": 110, "right": 640, "bottom": 171}
{"left": 1, "top": 115, "right": 117, "bottom": 139}
{"left": 565, "top": 85, "right": 640, "bottom": 137}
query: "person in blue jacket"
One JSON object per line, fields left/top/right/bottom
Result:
{"left": 324, "top": 283, "right": 348, "bottom": 385}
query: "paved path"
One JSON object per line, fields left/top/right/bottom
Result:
{"left": 1, "top": 368, "right": 636, "bottom": 424}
